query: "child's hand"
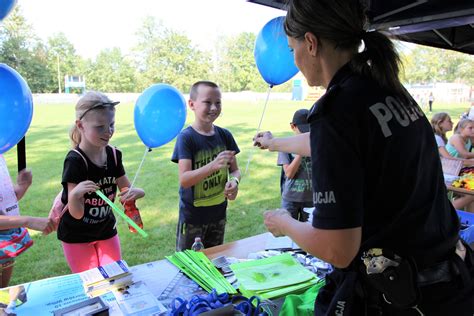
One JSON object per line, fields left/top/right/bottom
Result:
{"left": 50, "top": 216, "right": 60, "bottom": 231}
{"left": 71, "top": 181, "right": 99, "bottom": 199}
{"left": 224, "top": 179, "right": 238, "bottom": 200}
{"left": 211, "top": 151, "right": 235, "bottom": 172}
{"left": 119, "top": 188, "right": 145, "bottom": 203}
{"left": 26, "top": 217, "right": 56, "bottom": 235}
{"left": 253, "top": 131, "right": 274, "bottom": 149}
{"left": 17, "top": 169, "right": 32, "bottom": 190}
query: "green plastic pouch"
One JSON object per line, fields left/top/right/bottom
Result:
{"left": 230, "top": 253, "right": 316, "bottom": 291}
{"left": 279, "top": 280, "right": 326, "bottom": 316}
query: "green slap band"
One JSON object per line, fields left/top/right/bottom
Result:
{"left": 95, "top": 190, "right": 148, "bottom": 238}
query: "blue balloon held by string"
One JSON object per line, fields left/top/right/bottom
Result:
{"left": 0, "top": 64, "right": 33, "bottom": 154}
{"left": 254, "top": 16, "right": 299, "bottom": 86}
{"left": 134, "top": 84, "right": 186, "bottom": 148}
{"left": 0, "top": 0, "right": 17, "bottom": 21}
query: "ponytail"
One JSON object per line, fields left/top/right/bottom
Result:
{"left": 350, "top": 31, "right": 409, "bottom": 104}
{"left": 69, "top": 125, "right": 81, "bottom": 148}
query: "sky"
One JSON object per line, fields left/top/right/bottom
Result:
{"left": 19, "top": 0, "right": 285, "bottom": 58}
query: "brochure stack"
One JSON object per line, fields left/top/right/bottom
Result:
{"left": 79, "top": 260, "right": 133, "bottom": 297}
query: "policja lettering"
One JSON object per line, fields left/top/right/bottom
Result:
{"left": 369, "top": 96, "right": 424, "bottom": 137}
{"left": 335, "top": 301, "right": 346, "bottom": 315}
{"left": 315, "top": 191, "right": 336, "bottom": 204}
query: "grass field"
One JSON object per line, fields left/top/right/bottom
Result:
{"left": 2, "top": 99, "right": 469, "bottom": 285}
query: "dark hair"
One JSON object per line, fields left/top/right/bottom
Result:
{"left": 284, "top": 0, "right": 409, "bottom": 104}
{"left": 190, "top": 81, "right": 219, "bottom": 101}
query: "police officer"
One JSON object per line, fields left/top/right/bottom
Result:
{"left": 254, "top": 0, "right": 474, "bottom": 314}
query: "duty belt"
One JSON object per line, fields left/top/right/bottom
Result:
{"left": 417, "top": 240, "right": 467, "bottom": 287}
{"left": 416, "top": 259, "right": 459, "bottom": 287}
{"left": 363, "top": 240, "right": 467, "bottom": 288}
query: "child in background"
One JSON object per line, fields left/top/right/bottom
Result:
{"left": 446, "top": 118, "right": 474, "bottom": 159}
{"left": 277, "top": 109, "right": 313, "bottom": 222}
{"left": 431, "top": 113, "right": 474, "bottom": 212}
{"left": 172, "top": 81, "right": 240, "bottom": 251}
{"left": 0, "top": 155, "right": 54, "bottom": 287}
{"left": 59, "top": 91, "right": 145, "bottom": 273}
{"left": 431, "top": 113, "right": 474, "bottom": 166}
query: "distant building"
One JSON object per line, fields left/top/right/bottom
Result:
{"left": 64, "top": 75, "right": 86, "bottom": 94}
{"left": 296, "top": 80, "right": 471, "bottom": 104}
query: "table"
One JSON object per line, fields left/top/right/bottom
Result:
{"left": 0, "top": 233, "right": 281, "bottom": 315}
{"left": 0, "top": 233, "right": 273, "bottom": 315}
{"left": 203, "top": 232, "right": 271, "bottom": 259}
{"left": 0, "top": 259, "right": 184, "bottom": 315}
{"left": 446, "top": 184, "right": 474, "bottom": 196}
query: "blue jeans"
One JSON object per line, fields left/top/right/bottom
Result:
{"left": 281, "top": 199, "right": 313, "bottom": 222}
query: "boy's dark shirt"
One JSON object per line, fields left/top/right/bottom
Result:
{"left": 172, "top": 126, "right": 240, "bottom": 224}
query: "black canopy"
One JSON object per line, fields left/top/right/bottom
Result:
{"left": 247, "top": 0, "right": 474, "bottom": 55}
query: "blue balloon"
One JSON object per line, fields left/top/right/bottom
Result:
{"left": 254, "top": 16, "right": 299, "bottom": 86}
{"left": 0, "top": 64, "right": 33, "bottom": 154}
{"left": 134, "top": 84, "right": 186, "bottom": 148}
{"left": 0, "top": 0, "right": 16, "bottom": 21}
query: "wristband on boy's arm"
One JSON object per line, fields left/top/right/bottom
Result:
{"left": 229, "top": 176, "right": 240, "bottom": 185}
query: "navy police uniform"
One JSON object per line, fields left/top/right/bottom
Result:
{"left": 308, "top": 63, "right": 473, "bottom": 315}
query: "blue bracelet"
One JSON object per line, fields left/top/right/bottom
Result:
{"left": 169, "top": 289, "right": 267, "bottom": 316}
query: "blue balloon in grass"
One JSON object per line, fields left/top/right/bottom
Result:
{"left": 254, "top": 16, "right": 299, "bottom": 86}
{"left": 0, "top": 0, "right": 17, "bottom": 21}
{"left": 134, "top": 84, "right": 186, "bottom": 148}
{"left": 0, "top": 64, "right": 33, "bottom": 154}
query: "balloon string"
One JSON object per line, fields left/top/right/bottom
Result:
{"left": 243, "top": 85, "right": 273, "bottom": 178}
{"left": 124, "top": 147, "right": 150, "bottom": 200}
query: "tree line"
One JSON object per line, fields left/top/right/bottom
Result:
{"left": 0, "top": 6, "right": 287, "bottom": 94}
{"left": 0, "top": 6, "right": 472, "bottom": 94}
{"left": 401, "top": 44, "right": 474, "bottom": 86}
